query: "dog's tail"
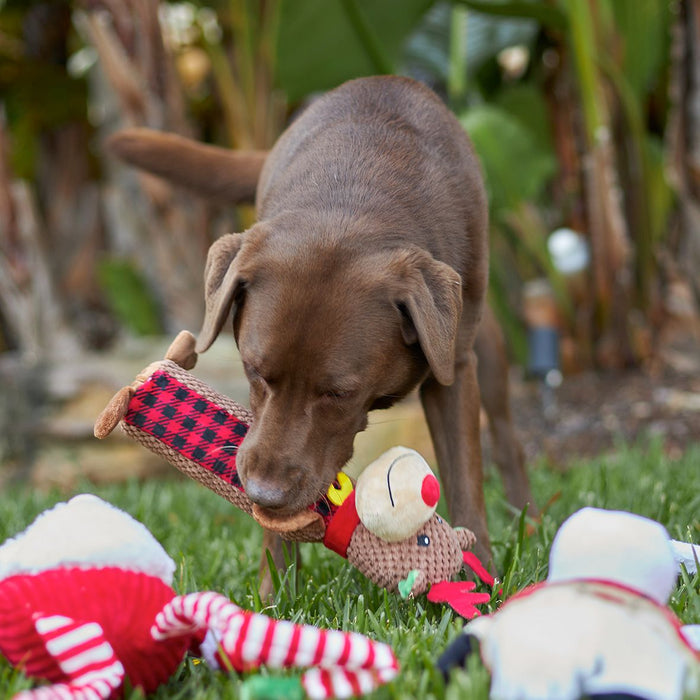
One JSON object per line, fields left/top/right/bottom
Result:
{"left": 107, "top": 128, "right": 267, "bottom": 204}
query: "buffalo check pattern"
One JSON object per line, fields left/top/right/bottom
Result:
{"left": 124, "top": 367, "right": 344, "bottom": 527}
{"left": 125, "top": 370, "right": 248, "bottom": 491}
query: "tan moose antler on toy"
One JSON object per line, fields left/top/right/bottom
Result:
{"left": 95, "top": 331, "right": 494, "bottom": 617}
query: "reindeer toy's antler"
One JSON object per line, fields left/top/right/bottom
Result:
{"left": 95, "top": 332, "right": 494, "bottom": 618}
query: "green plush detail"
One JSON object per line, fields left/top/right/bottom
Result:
{"left": 241, "top": 676, "right": 305, "bottom": 700}
{"left": 398, "top": 569, "right": 420, "bottom": 598}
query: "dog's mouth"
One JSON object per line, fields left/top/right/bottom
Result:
{"left": 251, "top": 504, "right": 326, "bottom": 540}
{"left": 251, "top": 503, "right": 314, "bottom": 528}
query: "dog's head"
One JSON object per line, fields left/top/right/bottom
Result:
{"left": 196, "top": 220, "right": 463, "bottom": 516}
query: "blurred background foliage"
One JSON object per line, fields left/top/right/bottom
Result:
{"left": 0, "top": 0, "right": 699, "bottom": 374}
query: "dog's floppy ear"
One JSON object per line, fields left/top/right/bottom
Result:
{"left": 197, "top": 233, "right": 245, "bottom": 352}
{"left": 392, "top": 247, "right": 463, "bottom": 386}
{"left": 196, "top": 225, "right": 267, "bottom": 353}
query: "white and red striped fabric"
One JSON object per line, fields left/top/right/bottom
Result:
{"left": 13, "top": 615, "right": 124, "bottom": 700}
{"left": 153, "top": 592, "right": 400, "bottom": 699}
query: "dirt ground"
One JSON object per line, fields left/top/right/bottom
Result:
{"left": 505, "top": 339, "right": 700, "bottom": 467}
{"left": 508, "top": 365, "right": 700, "bottom": 466}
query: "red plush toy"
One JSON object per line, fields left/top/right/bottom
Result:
{"left": 0, "top": 494, "right": 399, "bottom": 699}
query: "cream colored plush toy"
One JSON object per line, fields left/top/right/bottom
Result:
{"left": 438, "top": 507, "right": 700, "bottom": 700}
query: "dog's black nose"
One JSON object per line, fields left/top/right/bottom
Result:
{"left": 245, "top": 478, "right": 292, "bottom": 510}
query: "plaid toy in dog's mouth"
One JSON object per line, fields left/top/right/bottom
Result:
{"left": 125, "top": 369, "right": 249, "bottom": 490}
{"left": 122, "top": 363, "right": 339, "bottom": 541}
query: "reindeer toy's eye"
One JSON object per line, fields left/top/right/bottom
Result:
{"left": 417, "top": 534, "right": 431, "bottom": 547}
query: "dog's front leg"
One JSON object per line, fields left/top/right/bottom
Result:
{"left": 420, "top": 348, "right": 492, "bottom": 567}
{"left": 258, "top": 530, "right": 300, "bottom": 600}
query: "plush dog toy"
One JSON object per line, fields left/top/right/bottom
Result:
{"left": 437, "top": 507, "right": 700, "bottom": 700}
{"left": 94, "top": 331, "right": 494, "bottom": 618}
{"left": 0, "top": 494, "right": 400, "bottom": 700}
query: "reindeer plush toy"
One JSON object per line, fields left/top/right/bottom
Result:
{"left": 95, "top": 331, "right": 494, "bottom": 618}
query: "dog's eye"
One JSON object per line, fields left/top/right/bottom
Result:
{"left": 324, "top": 390, "right": 347, "bottom": 399}
{"left": 321, "top": 388, "right": 353, "bottom": 401}
{"left": 243, "top": 362, "right": 259, "bottom": 378}
{"left": 417, "top": 534, "right": 430, "bottom": 547}
{"left": 244, "top": 363, "right": 269, "bottom": 385}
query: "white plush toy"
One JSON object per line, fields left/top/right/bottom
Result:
{"left": 438, "top": 507, "right": 700, "bottom": 700}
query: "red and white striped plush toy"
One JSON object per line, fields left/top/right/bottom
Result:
{"left": 0, "top": 494, "right": 398, "bottom": 700}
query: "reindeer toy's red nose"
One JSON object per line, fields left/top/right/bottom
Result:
{"left": 421, "top": 474, "right": 441, "bottom": 507}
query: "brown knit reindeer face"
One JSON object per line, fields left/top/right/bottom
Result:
{"left": 347, "top": 511, "right": 475, "bottom": 595}
{"left": 340, "top": 446, "right": 477, "bottom": 597}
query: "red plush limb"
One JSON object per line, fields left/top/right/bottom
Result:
{"left": 462, "top": 551, "right": 496, "bottom": 587}
{"left": 15, "top": 683, "right": 114, "bottom": 700}
{"left": 302, "top": 665, "right": 400, "bottom": 699}
{"left": 152, "top": 592, "right": 236, "bottom": 646}
{"left": 427, "top": 581, "right": 492, "bottom": 619}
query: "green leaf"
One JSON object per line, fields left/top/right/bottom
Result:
{"left": 459, "top": 104, "right": 556, "bottom": 215}
{"left": 495, "top": 83, "right": 554, "bottom": 157}
{"left": 402, "top": 1, "right": 539, "bottom": 88}
{"left": 2, "top": 63, "right": 88, "bottom": 179}
{"left": 451, "top": 0, "right": 567, "bottom": 31}
{"left": 97, "top": 258, "right": 163, "bottom": 336}
{"left": 563, "top": 0, "right": 606, "bottom": 144}
{"left": 644, "top": 135, "right": 674, "bottom": 245}
{"left": 275, "top": 0, "right": 434, "bottom": 102}
{"left": 609, "top": 0, "right": 672, "bottom": 100}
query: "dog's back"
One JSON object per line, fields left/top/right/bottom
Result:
{"left": 257, "top": 77, "right": 487, "bottom": 289}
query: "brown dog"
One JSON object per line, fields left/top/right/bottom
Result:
{"left": 109, "top": 76, "right": 535, "bottom": 583}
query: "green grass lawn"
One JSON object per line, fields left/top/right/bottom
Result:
{"left": 1, "top": 439, "right": 699, "bottom": 699}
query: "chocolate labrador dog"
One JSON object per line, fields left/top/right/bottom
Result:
{"left": 109, "top": 76, "right": 534, "bottom": 583}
